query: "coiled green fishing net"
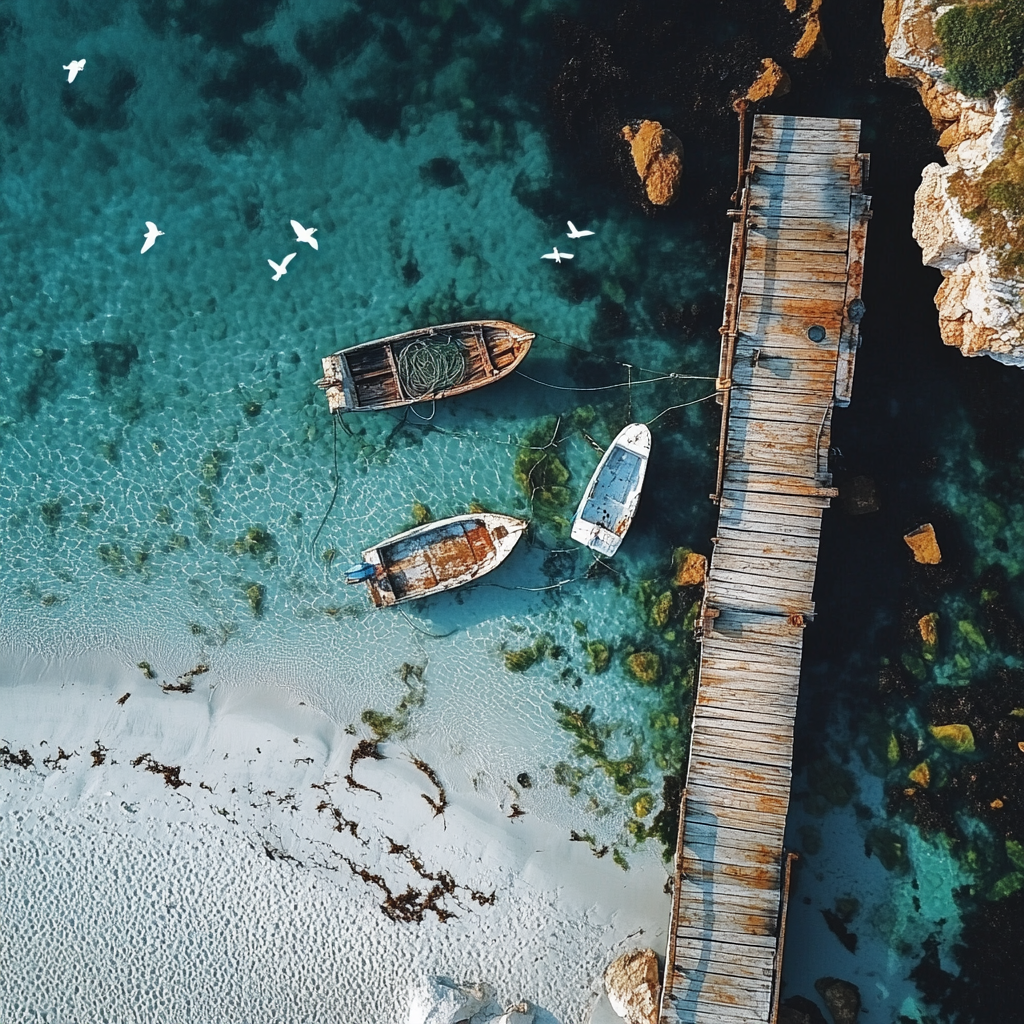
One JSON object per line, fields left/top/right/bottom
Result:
{"left": 397, "top": 336, "right": 468, "bottom": 398}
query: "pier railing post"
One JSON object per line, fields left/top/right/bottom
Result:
{"left": 713, "top": 101, "right": 752, "bottom": 504}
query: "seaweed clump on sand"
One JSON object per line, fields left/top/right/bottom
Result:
{"left": 360, "top": 662, "right": 427, "bottom": 742}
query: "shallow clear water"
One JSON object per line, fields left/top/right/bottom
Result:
{"left": 0, "top": 0, "right": 718, "bottom": 870}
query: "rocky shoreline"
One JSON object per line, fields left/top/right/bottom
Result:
{"left": 884, "top": 0, "right": 1024, "bottom": 366}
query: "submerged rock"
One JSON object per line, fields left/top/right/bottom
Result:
{"left": 745, "top": 58, "right": 791, "bottom": 102}
{"left": 780, "top": 995, "right": 829, "bottom": 1024}
{"left": 626, "top": 651, "right": 662, "bottom": 685}
{"left": 903, "top": 523, "right": 942, "bottom": 564}
{"left": 620, "top": 121, "right": 683, "bottom": 206}
{"left": 407, "top": 977, "right": 488, "bottom": 1024}
{"left": 603, "top": 948, "right": 660, "bottom": 1024}
{"left": 813, "top": 977, "right": 860, "bottom": 1024}
{"left": 929, "top": 722, "right": 975, "bottom": 754}
{"left": 673, "top": 549, "right": 707, "bottom": 587}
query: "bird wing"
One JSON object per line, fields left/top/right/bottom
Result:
{"left": 281, "top": 252, "right": 297, "bottom": 268}
{"left": 567, "top": 221, "right": 577, "bottom": 235}
{"left": 290, "top": 220, "right": 306, "bottom": 237}
{"left": 541, "top": 252, "right": 556, "bottom": 260}
{"left": 145, "top": 221, "right": 159, "bottom": 233}
{"left": 578, "top": 229, "right": 594, "bottom": 236}
{"left": 141, "top": 238, "right": 154, "bottom": 254}
{"left": 561, "top": 252, "right": 574, "bottom": 259}
{"left": 268, "top": 259, "right": 282, "bottom": 273}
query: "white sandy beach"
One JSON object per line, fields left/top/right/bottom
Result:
{"left": 0, "top": 646, "right": 670, "bottom": 1024}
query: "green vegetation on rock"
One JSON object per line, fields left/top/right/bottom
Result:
{"left": 947, "top": 110, "right": 1024, "bottom": 278}
{"left": 583, "top": 639, "right": 611, "bottom": 674}
{"left": 411, "top": 501, "right": 431, "bottom": 525}
{"left": 936, "top": 0, "right": 1024, "bottom": 97}
{"left": 930, "top": 722, "right": 976, "bottom": 754}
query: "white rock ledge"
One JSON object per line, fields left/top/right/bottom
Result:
{"left": 885, "top": 0, "right": 1024, "bottom": 367}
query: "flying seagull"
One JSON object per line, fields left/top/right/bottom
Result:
{"left": 63, "top": 59, "right": 86, "bottom": 83}
{"left": 140, "top": 222, "right": 164, "bottom": 254}
{"left": 566, "top": 221, "right": 594, "bottom": 239}
{"left": 541, "top": 247, "right": 573, "bottom": 264}
{"left": 290, "top": 219, "right": 318, "bottom": 250}
{"left": 268, "top": 252, "right": 297, "bottom": 281}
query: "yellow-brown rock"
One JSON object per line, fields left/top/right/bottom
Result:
{"left": 903, "top": 523, "right": 942, "bottom": 564}
{"left": 746, "top": 59, "right": 791, "bottom": 103}
{"left": 918, "top": 612, "right": 939, "bottom": 646}
{"left": 908, "top": 762, "right": 931, "bottom": 788}
{"left": 793, "top": 7, "right": 827, "bottom": 60}
{"left": 621, "top": 121, "right": 683, "bottom": 206}
{"left": 674, "top": 551, "right": 707, "bottom": 588}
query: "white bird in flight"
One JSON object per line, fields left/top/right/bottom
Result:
{"left": 268, "top": 252, "right": 297, "bottom": 281}
{"left": 541, "top": 247, "right": 573, "bottom": 264}
{"left": 140, "top": 221, "right": 164, "bottom": 254}
{"left": 566, "top": 221, "right": 594, "bottom": 239}
{"left": 63, "top": 59, "right": 86, "bottom": 83}
{"left": 290, "top": 219, "right": 318, "bottom": 250}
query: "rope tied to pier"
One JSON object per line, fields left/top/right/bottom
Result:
{"left": 397, "top": 337, "right": 467, "bottom": 399}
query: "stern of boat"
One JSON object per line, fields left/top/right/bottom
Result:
{"left": 315, "top": 353, "right": 348, "bottom": 413}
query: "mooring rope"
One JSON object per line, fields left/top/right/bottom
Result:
{"left": 397, "top": 337, "right": 467, "bottom": 398}
{"left": 645, "top": 389, "right": 723, "bottom": 426}
{"left": 311, "top": 414, "right": 341, "bottom": 555}
{"left": 514, "top": 369, "right": 677, "bottom": 391}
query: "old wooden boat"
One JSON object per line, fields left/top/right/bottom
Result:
{"left": 315, "top": 320, "right": 535, "bottom": 413}
{"left": 570, "top": 423, "right": 651, "bottom": 557}
{"left": 345, "top": 513, "right": 528, "bottom": 607}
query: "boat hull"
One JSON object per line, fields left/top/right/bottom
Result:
{"left": 571, "top": 423, "right": 651, "bottom": 557}
{"left": 358, "top": 513, "right": 528, "bottom": 607}
{"left": 316, "top": 320, "right": 534, "bottom": 413}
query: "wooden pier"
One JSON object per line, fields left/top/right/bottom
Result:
{"left": 659, "top": 113, "right": 871, "bottom": 1024}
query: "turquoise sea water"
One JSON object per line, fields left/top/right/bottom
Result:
{"left": 4, "top": 1, "right": 1024, "bottom": 1021}
{"left": 0, "top": 0, "right": 718, "bottom": 871}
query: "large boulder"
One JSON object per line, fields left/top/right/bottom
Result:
{"left": 620, "top": 121, "right": 683, "bottom": 206}
{"left": 814, "top": 977, "right": 861, "bottom": 1024}
{"left": 407, "top": 978, "right": 489, "bottom": 1024}
{"left": 603, "top": 948, "right": 661, "bottom": 1024}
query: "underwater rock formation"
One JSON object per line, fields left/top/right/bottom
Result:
{"left": 813, "top": 977, "right": 860, "bottom": 1024}
{"left": 620, "top": 121, "right": 683, "bottom": 205}
{"left": 903, "top": 522, "right": 942, "bottom": 564}
{"left": 745, "top": 58, "right": 792, "bottom": 103}
{"left": 791, "top": 0, "right": 827, "bottom": 59}
{"left": 603, "top": 948, "right": 660, "bottom": 1024}
{"left": 884, "top": 0, "right": 1024, "bottom": 366}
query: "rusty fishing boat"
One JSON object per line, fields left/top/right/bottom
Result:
{"left": 345, "top": 513, "right": 528, "bottom": 606}
{"left": 315, "top": 320, "right": 535, "bottom": 413}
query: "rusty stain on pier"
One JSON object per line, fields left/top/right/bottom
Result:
{"left": 659, "top": 113, "right": 871, "bottom": 1024}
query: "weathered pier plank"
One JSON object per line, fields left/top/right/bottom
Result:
{"left": 659, "top": 112, "right": 870, "bottom": 1024}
